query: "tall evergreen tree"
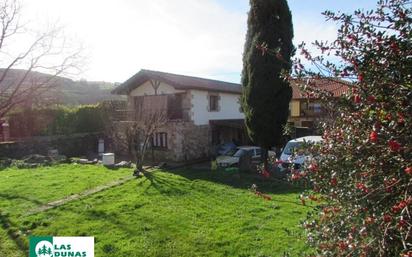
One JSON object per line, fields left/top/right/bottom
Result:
{"left": 241, "top": 0, "right": 294, "bottom": 168}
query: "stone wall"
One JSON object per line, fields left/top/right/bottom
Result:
{"left": 0, "top": 133, "right": 103, "bottom": 159}
{"left": 181, "top": 124, "right": 210, "bottom": 161}
{"left": 149, "top": 121, "right": 211, "bottom": 162}
{"left": 112, "top": 119, "right": 211, "bottom": 163}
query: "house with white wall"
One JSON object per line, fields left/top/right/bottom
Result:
{"left": 112, "top": 69, "right": 247, "bottom": 162}
{"left": 111, "top": 70, "right": 349, "bottom": 162}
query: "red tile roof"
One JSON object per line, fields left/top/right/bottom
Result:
{"left": 290, "top": 78, "right": 350, "bottom": 99}
{"left": 112, "top": 69, "right": 350, "bottom": 99}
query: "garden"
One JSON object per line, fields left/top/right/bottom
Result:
{"left": 0, "top": 164, "right": 311, "bottom": 257}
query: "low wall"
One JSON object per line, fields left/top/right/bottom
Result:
{"left": 0, "top": 133, "right": 103, "bottom": 159}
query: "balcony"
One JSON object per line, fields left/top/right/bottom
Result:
{"left": 113, "top": 94, "right": 190, "bottom": 122}
{"left": 113, "top": 108, "right": 190, "bottom": 122}
{"left": 300, "top": 109, "right": 325, "bottom": 117}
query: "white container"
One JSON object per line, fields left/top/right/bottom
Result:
{"left": 102, "top": 153, "right": 115, "bottom": 166}
{"left": 98, "top": 139, "right": 104, "bottom": 155}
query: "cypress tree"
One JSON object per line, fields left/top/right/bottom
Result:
{"left": 241, "top": 0, "right": 294, "bottom": 168}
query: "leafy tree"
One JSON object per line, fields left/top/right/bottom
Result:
{"left": 241, "top": 0, "right": 294, "bottom": 169}
{"left": 292, "top": 0, "right": 412, "bottom": 256}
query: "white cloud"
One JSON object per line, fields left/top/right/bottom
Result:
{"left": 293, "top": 17, "right": 339, "bottom": 66}
{"left": 16, "top": 0, "right": 345, "bottom": 83}
{"left": 20, "top": 0, "right": 247, "bottom": 83}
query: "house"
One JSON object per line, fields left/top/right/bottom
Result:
{"left": 112, "top": 69, "right": 247, "bottom": 162}
{"left": 112, "top": 70, "right": 349, "bottom": 162}
{"left": 288, "top": 78, "right": 349, "bottom": 129}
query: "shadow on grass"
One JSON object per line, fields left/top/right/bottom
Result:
{"left": 139, "top": 171, "right": 307, "bottom": 208}
{"left": 142, "top": 172, "right": 188, "bottom": 196}
{"left": 0, "top": 193, "right": 43, "bottom": 206}
{"left": 160, "top": 168, "right": 304, "bottom": 195}
{"left": 0, "top": 212, "right": 29, "bottom": 253}
{"left": 0, "top": 192, "right": 48, "bottom": 254}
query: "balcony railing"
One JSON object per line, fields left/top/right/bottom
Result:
{"left": 113, "top": 108, "right": 190, "bottom": 122}
{"left": 300, "top": 109, "right": 325, "bottom": 117}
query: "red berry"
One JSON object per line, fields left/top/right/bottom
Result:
{"left": 369, "top": 131, "right": 378, "bottom": 142}
{"left": 398, "top": 200, "right": 407, "bottom": 209}
{"left": 356, "top": 183, "right": 369, "bottom": 193}
{"left": 390, "top": 42, "right": 399, "bottom": 52}
{"left": 398, "top": 219, "right": 407, "bottom": 228}
{"left": 385, "top": 113, "right": 392, "bottom": 121}
{"left": 398, "top": 112, "right": 405, "bottom": 124}
{"left": 308, "top": 163, "right": 318, "bottom": 172}
{"left": 358, "top": 74, "right": 364, "bottom": 82}
{"left": 405, "top": 167, "right": 412, "bottom": 175}
{"left": 338, "top": 241, "right": 348, "bottom": 251}
{"left": 383, "top": 214, "right": 392, "bottom": 223}
{"left": 354, "top": 95, "right": 361, "bottom": 104}
{"left": 367, "top": 95, "right": 376, "bottom": 103}
{"left": 388, "top": 140, "right": 401, "bottom": 152}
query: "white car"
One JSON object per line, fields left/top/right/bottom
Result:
{"left": 278, "top": 136, "right": 323, "bottom": 172}
{"left": 217, "top": 146, "right": 262, "bottom": 168}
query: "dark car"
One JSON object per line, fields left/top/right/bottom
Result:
{"left": 216, "top": 142, "right": 237, "bottom": 156}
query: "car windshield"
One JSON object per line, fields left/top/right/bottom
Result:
{"left": 283, "top": 142, "right": 302, "bottom": 155}
{"left": 233, "top": 149, "right": 247, "bottom": 157}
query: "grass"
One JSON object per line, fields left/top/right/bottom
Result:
{"left": 0, "top": 164, "right": 312, "bottom": 257}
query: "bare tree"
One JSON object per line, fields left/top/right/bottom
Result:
{"left": 105, "top": 104, "right": 168, "bottom": 173}
{"left": 0, "top": 0, "right": 83, "bottom": 118}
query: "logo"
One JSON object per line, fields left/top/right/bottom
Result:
{"left": 30, "top": 236, "right": 94, "bottom": 257}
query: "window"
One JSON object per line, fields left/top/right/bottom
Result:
{"left": 209, "top": 94, "right": 219, "bottom": 112}
{"left": 313, "top": 103, "right": 322, "bottom": 113}
{"left": 152, "top": 132, "right": 168, "bottom": 149}
{"left": 167, "top": 94, "right": 183, "bottom": 120}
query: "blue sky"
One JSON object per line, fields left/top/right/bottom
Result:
{"left": 20, "top": 0, "right": 380, "bottom": 83}
{"left": 210, "top": 0, "right": 379, "bottom": 82}
{"left": 218, "top": 0, "right": 378, "bottom": 14}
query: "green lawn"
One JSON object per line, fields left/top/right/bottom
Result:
{"left": 0, "top": 164, "right": 312, "bottom": 257}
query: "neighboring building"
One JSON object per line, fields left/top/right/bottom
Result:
{"left": 288, "top": 78, "right": 349, "bottom": 129}
{"left": 112, "top": 70, "right": 349, "bottom": 162}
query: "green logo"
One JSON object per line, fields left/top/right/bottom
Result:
{"left": 29, "top": 236, "right": 94, "bottom": 257}
{"left": 29, "top": 236, "right": 53, "bottom": 257}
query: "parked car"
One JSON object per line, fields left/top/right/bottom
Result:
{"left": 217, "top": 146, "right": 262, "bottom": 168}
{"left": 278, "top": 136, "right": 323, "bottom": 172}
{"left": 215, "top": 142, "right": 237, "bottom": 156}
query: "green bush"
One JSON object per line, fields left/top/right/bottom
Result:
{"left": 45, "top": 105, "right": 107, "bottom": 135}
{"left": 8, "top": 104, "right": 108, "bottom": 137}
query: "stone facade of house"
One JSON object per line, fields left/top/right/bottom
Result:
{"left": 148, "top": 121, "right": 210, "bottom": 162}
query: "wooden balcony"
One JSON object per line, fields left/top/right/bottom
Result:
{"left": 113, "top": 108, "right": 190, "bottom": 122}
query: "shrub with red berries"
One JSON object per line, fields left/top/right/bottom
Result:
{"left": 292, "top": 1, "right": 412, "bottom": 256}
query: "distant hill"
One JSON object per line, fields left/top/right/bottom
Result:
{"left": 0, "top": 68, "right": 125, "bottom": 106}
{"left": 60, "top": 79, "right": 125, "bottom": 105}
